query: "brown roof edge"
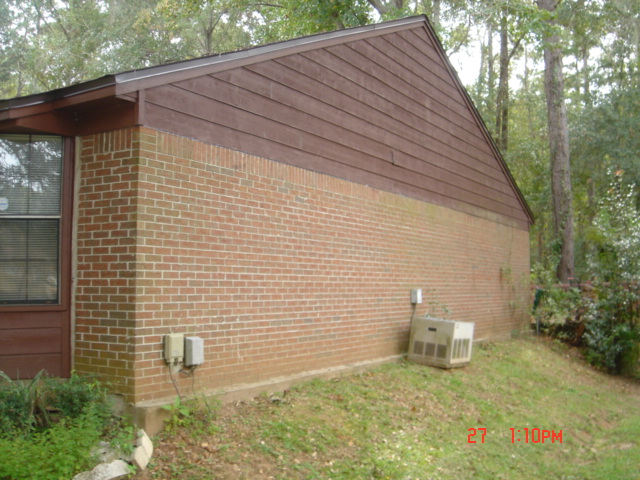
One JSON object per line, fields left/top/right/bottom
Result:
{"left": 0, "top": 75, "right": 118, "bottom": 114}
{"left": 0, "top": 16, "right": 427, "bottom": 112}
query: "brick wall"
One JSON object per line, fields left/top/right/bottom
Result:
{"left": 74, "top": 126, "right": 530, "bottom": 404}
{"left": 75, "top": 128, "right": 139, "bottom": 399}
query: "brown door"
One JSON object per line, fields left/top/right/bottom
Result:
{"left": 0, "top": 135, "right": 73, "bottom": 379}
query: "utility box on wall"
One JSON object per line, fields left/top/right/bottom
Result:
{"left": 184, "top": 336, "right": 205, "bottom": 366}
{"left": 408, "top": 317, "right": 474, "bottom": 368}
{"left": 410, "top": 288, "right": 423, "bottom": 304}
{"left": 164, "top": 333, "right": 184, "bottom": 365}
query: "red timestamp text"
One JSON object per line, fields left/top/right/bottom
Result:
{"left": 510, "top": 428, "right": 563, "bottom": 444}
{"left": 467, "top": 428, "right": 563, "bottom": 444}
{"left": 467, "top": 427, "right": 487, "bottom": 443}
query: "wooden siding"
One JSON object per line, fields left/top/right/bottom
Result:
{"left": 142, "top": 25, "right": 529, "bottom": 229}
{"left": 0, "top": 309, "right": 69, "bottom": 379}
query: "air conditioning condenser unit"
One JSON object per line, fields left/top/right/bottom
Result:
{"left": 408, "top": 317, "right": 474, "bottom": 368}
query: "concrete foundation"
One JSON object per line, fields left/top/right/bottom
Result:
{"left": 130, "top": 354, "right": 404, "bottom": 436}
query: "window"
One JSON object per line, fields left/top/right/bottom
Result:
{"left": 0, "top": 135, "right": 63, "bottom": 304}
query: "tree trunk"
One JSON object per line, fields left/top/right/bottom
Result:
{"left": 477, "top": 36, "right": 487, "bottom": 96}
{"left": 581, "top": 48, "right": 591, "bottom": 105}
{"left": 432, "top": 0, "right": 441, "bottom": 28}
{"left": 537, "top": 0, "right": 574, "bottom": 282}
{"left": 523, "top": 47, "right": 536, "bottom": 138}
{"left": 487, "top": 23, "right": 496, "bottom": 130}
{"left": 496, "top": 9, "right": 509, "bottom": 152}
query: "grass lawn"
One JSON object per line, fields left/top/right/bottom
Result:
{"left": 135, "top": 336, "right": 640, "bottom": 480}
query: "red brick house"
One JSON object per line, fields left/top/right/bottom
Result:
{"left": 0, "top": 16, "right": 532, "bottom": 416}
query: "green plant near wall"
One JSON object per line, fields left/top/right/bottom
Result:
{"left": 0, "top": 406, "right": 107, "bottom": 480}
{"left": 0, "top": 371, "right": 111, "bottom": 436}
{"left": 0, "top": 371, "right": 131, "bottom": 480}
{"left": 0, "top": 370, "right": 45, "bottom": 435}
{"left": 162, "top": 394, "right": 221, "bottom": 437}
{"left": 45, "top": 372, "right": 111, "bottom": 421}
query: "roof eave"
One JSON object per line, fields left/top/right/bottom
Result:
{"left": 1, "top": 16, "right": 427, "bottom": 110}
{"left": 0, "top": 76, "right": 118, "bottom": 115}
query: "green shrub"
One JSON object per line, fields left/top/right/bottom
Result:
{"left": 0, "top": 371, "right": 45, "bottom": 436}
{"left": 0, "top": 371, "right": 111, "bottom": 436}
{"left": 0, "top": 371, "right": 123, "bottom": 479}
{"left": 44, "top": 373, "right": 110, "bottom": 421}
{"left": 533, "top": 279, "right": 639, "bottom": 376}
{"left": 0, "top": 406, "right": 105, "bottom": 480}
{"left": 580, "top": 173, "right": 640, "bottom": 375}
{"left": 583, "top": 282, "right": 640, "bottom": 375}
{"left": 532, "top": 282, "right": 588, "bottom": 344}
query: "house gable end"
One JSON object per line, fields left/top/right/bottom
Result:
{"left": 141, "top": 21, "right": 532, "bottom": 229}
{"left": 0, "top": 16, "right": 532, "bottom": 228}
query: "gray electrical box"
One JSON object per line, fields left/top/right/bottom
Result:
{"left": 411, "top": 288, "right": 423, "bottom": 304}
{"left": 184, "top": 336, "right": 204, "bottom": 366}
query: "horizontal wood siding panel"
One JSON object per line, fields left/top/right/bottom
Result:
{"left": 0, "top": 310, "right": 65, "bottom": 329}
{"left": 170, "top": 75, "right": 517, "bottom": 208}
{"left": 335, "top": 40, "right": 482, "bottom": 148}
{"left": 0, "top": 328, "right": 61, "bottom": 355}
{"left": 400, "top": 28, "right": 455, "bottom": 82}
{"left": 145, "top": 84, "right": 525, "bottom": 220}
{"left": 142, "top": 25, "right": 529, "bottom": 226}
{"left": 145, "top": 102, "right": 371, "bottom": 183}
{"left": 369, "top": 33, "right": 462, "bottom": 102}
{"left": 145, "top": 102, "right": 526, "bottom": 228}
{"left": 240, "top": 61, "right": 510, "bottom": 193}
{"left": 362, "top": 34, "right": 487, "bottom": 145}
{"left": 304, "top": 47, "right": 497, "bottom": 168}
{"left": 273, "top": 53, "right": 507, "bottom": 178}
{"left": 0, "top": 354, "right": 62, "bottom": 378}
